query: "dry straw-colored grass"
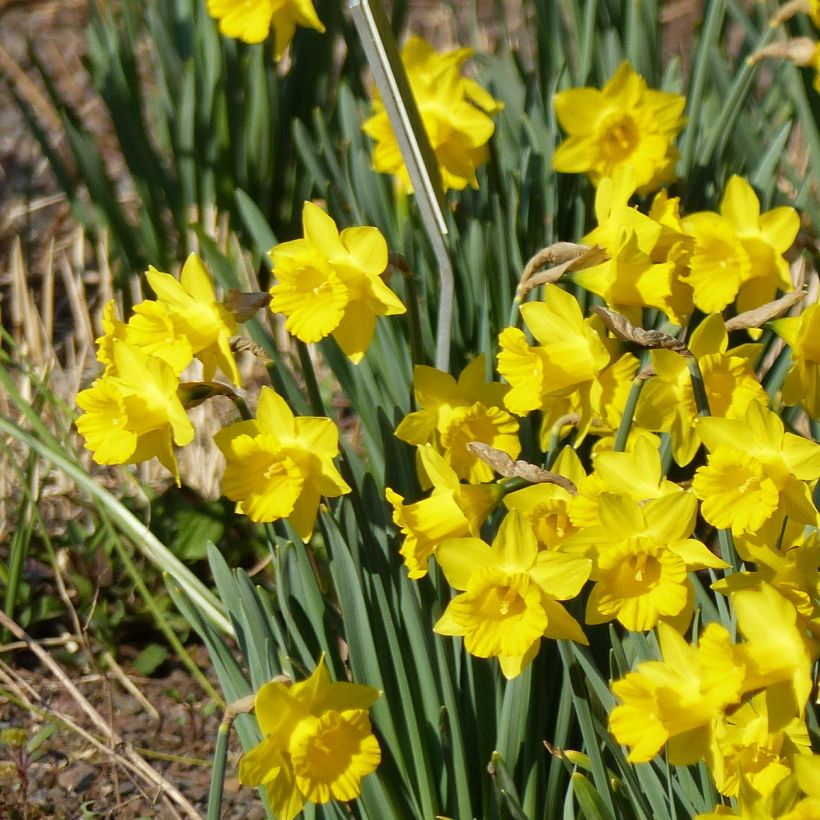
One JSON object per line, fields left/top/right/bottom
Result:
{"left": 0, "top": 216, "right": 276, "bottom": 546}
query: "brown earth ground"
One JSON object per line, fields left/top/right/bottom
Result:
{"left": 0, "top": 1, "right": 703, "bottom": 817}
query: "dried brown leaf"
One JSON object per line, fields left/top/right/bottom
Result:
{"left": 224, "top": 289, "right": 271, "bottom": 322}
{"left": 724, "top": 290, "right": 806, "bottom": 331}
{"left": 593, "top": 306, "right": 691, "bottom": 356}
{"left": 518, "top": 243, "right": 608, "bottom": 297}
{"left": 467, "top": 442, "right": 577, "bottom": 494}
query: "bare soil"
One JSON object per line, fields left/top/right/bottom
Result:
{"left": 0, "top": 645, "right": 258, "bottom": 820}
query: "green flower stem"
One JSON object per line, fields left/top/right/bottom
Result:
{"left": 718, "top": 527, "right": 741, "bottom": 575}
{"left": 500, "top": 477, "right": 531, "bottom": 495}
{"left": 295, "top": 340, "right": 326, "bottom": 417}
{"left": 207, "top": 695, "right": 255, "bottom": 820}
{"left": 507, "top": 285, "right": 527, "bottom": 331}
{"left": 613, "top": 377, "right": 646, "bottom": 452}
{"left": 398, "top": 260, "right": 427, "bottom": 367}
{"left": 232, "top": 395, "right": 254, "bottom": 422}
{"left": 545, "top": 413, "right": 580, "bottom": 467}
{"left": 762, "top": 345, "right": 793, "bottom": 400}
{"left": 687, "top": 357, "right": 711, "bottom": 417}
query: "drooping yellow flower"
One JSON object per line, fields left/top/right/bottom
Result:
{"left": 552, "top": 61, "right": 685, "bottom": 193}
{"left": 498, "top": 285, "right": 612, "bottom": 418}
{"left": 239, "top": 656, "right": 380, "bottom": 820}
{"left": 206, "top": 0, "right": 324, "bottom": 58}
{"left": 710, "top": 694, "right": 810, "bottom": 799}
{"left": 500, "top": 285, "right": 641, "bottom": 446}
{"left": 214, "top": 386, "right": 350, "bottom": 539}
{"left": 362, "top": 36, "right": 503, "bottom": 192}
{"left": 681, "top": 176, "right": 799, "bottom": 314}
{"left": 562, "top": 492, "right": 726, "bottom": 631}
{"left": 714, "top": 525, "right": 820, "bottom": 632}
{"left": 732, "top": 584, "right": 817, "bottom": 730}
{"left": 582, "top": 168, "right": 661, "bottom": 254}
{"left": 145, "top": 253, "right": 241, "bottom": 385}
{"left": 395, "top": 355, "right": 519, "bottom": 483}
{"left": 692, "top": 401, "right": 820, "bottom": 535}
{"left": 635, "top": 313, "right": 768, "bottom": 465}
{"left": 772, "top": 299, "right": 820, "bottom": 418}
{"left": 385, "top": 445, "right": 501, "bottom": 579}
{"left": 76, "top": 340, "right": 195, "bottom": 484}
{"left": 434, "top": 511, "right": 589, "bottom": 679}
{"left": 609, "top": 621, "right": 746, "bottom": 765}
{"left": 269, "top": 202, "right": 405, "bottom": 363}
{"left": 574, "top": 228, "right": 678, "bottom": 323}
{"left": 577, "top": 169, "right": 693, "bottom": 322}
{"left": 503, "top": 446, "right": 586, "bottom": 550}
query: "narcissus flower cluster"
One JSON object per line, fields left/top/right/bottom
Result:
{"left": 385, "top": 102, "right": 815, "bottom": 772}
{"left": 75, "top": 35, "right": 820, "bottom": 819}
{"left": 363, "top": 36, "right": 503, "bottom": 192}
{"left": 76, "top": 253, "right": 242, "bottom": 484}
{"left": 610, "top": 584, "right": 819, "bottom": 819}
{"left": 76, "top": 253, "right": 352, "bottom": 540}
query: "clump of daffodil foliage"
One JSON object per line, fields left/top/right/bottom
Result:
{"left": 69, "top": 3, "right": 820, "bottom": 819}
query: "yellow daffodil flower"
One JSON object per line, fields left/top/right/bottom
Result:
{"left": 269, "top": 202, "right": 405, "bottom": 363}
{"left": 563, "top": 492, "right": 726, "bottom": 631}
{"left": 76, "top": 340, "right": 195, "bottom": 484}
{"left": 574, "top": 228, "right": 678, "bottom": 322}
{"left": 214, "top": 386, "right": 350, "bottom": 538}
{"left": 772, "top": 299, "right": 820, "bottom": 418}
{"left": 385, "top": 445, "right": 501, "bottom": 579}
{"left": 362, "top": 36, "right": 503, "bottom": 192}
{"left": 145, "top": 253, "right": 241, "bottom": 385}
{"left": 552, "top": 61, "right": 685, "bottom": 193}
{"left": 239, "top": 656, "right": 380, "bottom": 820}
{"left": 395, "top": 355, "right": 519, "bottom": 483}
{"left": 206, "top": 0, "right": 324, "bottom": 58}
{"left": 681, "top": 176, "right": 799, "bottom": 314}
{"left": 635, "top": 313, "right": 768, "bottom": 465}
{"left": 568, "top": 435, "right": 681, "bottom": 527}
{"left": 434, "top": 511, "right": 590, "bottom": 679}
{"left": 692, "top": 401, "right": 820, "bottom": 535}
{"left": 609, "top": 621, "right": 745, "bottom": 765}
